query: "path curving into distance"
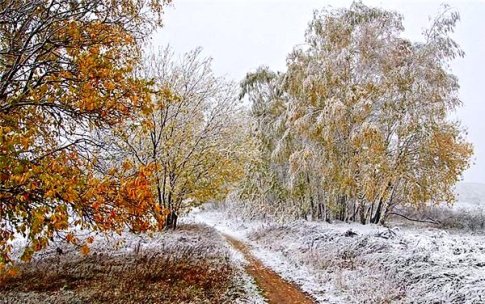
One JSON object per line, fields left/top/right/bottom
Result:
{"left": 223, "top": 234, "right": 316, "bottom": 304}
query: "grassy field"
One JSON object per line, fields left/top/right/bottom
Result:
{"left": 0, "top": 224, "right": 249, "bottom": 304}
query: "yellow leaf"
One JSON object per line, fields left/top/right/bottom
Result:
{"left": 80, "top": 245, "right": 90, "bottom": 255}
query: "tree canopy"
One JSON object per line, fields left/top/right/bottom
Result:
{"left": 113, "top": 47, "right": 248, "bottom": 217}
{"left": 0, "top": 0, "right": 170, "bottom": 265}
{"left": 240, "top": 2, "right": 472, "bottom": 224}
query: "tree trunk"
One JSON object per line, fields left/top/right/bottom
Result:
{"left": 156, "top": 184, "right": 163, "bottom": 210}
{"left": 381, "top": 183, "right": 398, "bottom": 225}
{"left": 359, "top": 202, "right": 366, "bottom": 224}
{"left": 161, "top": 168, "right": 167, "bottom": 208}
{"left": 306, "top": 173, "right": 315, "bottom": 220}
{"left": 370, "top": 198, "right": 383, "bottom": 224}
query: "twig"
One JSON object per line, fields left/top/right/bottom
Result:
{"left": 388, "top": 212, "right": 441, "bottom": 225}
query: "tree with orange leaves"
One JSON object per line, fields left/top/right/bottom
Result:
{"left": 0, "top": 0, "right": 170, "bottom": 266}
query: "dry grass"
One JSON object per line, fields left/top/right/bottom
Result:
{"left": 0, "top": 224, "right": 236, "bottom": 304}
{"left": 393, "top": 206, "right": 485, "bottom": 232}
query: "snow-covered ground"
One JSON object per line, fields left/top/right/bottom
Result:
{"left": 188, "top": 206, "right": 485, "bottom": 304}
{"left": 4, "top": 183, "right": 485, "bottom": 303}
{"left": 2, "top": 223, "right": 265, "bottom": 304}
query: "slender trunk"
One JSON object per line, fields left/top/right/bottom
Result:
{"left": 306, "top": 173, "right": 315, "bottom": 220}
{"left": 156, "top": 183, "right": 163, "bottom": 208}
{"left": 359, "top": 201, "right": 366, "bottom": 224}
{"left": 310, "top": 195, "right": 316, "bottom": 220}
{"left": 381, "top": 182, "right": 398, "bottom": 225}
{"left": 362, "top": 205, "right": 372, "bottom": 225}
{"left": 161, "top": 168, "right": 167, "bottom": 208}
{"left": 325, "top": 202, "right": 331, "bottom": 222}
{"left": 168, "top": 191, "right": 173, "bottom": 211}
{"left": 339, "top": 195, "right": 347, "bottom": 221}
{"left": 370, "top": 198, "right": 383, "bottom": 224}
{"left": 309, "top": 196, "right": 315, "bottom": 220}
{"left": 348, "top": 199, "right": 359, "bottom": 222}
{"left": 368, "top": 201, "right": 375, "bottom": 223}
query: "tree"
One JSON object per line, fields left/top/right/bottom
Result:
{"left": 0, "top": 0, "right": 170, "bottom": 266}
{"left": 114, "top": 47, "right": 247, "bottom": 219}
{"left": 240, "top": 2, "right": 472, "bottom": 224}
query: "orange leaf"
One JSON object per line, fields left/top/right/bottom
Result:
{"left": 80, "top": 245, "right": 90, "bottom": 255}
{"left": 86, "top": 236, "right": 94, "bottom": 244}
{"left": 66, "top": 233, "right": 74, "bottom": 243}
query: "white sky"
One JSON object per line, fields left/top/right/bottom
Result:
{"left": 152, "top": 0, "right": 485, "bottom": 184}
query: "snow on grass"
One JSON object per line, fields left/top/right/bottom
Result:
{"left": 189, "top": 206, "right": 485, "bottom": 304}
{"left": 2, "top": 223, "right": 265, "bottom": 304}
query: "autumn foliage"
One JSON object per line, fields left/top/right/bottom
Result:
{"left": 240, "top": 3, "right": 473, "bottom": 224}
{"left": 0, "top": 0, "right": 170, "bottom": 266}
{"left": 113, "top": 48, "right": 247, "bottom": 215}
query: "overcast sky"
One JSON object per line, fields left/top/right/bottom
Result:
{"left": 152, "top": 0, "right": 485, "bottom": 184}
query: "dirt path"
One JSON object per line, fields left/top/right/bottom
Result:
{"left": 223, "top": 234, "right": 316, "bottom": 304}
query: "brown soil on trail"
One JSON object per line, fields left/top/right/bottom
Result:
{"left": 223, "top": 234, "right": 316, "bottom": 304}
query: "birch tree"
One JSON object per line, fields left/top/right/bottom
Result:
{"left": 240, "top": 2, "right": 472, "bottom": 224}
